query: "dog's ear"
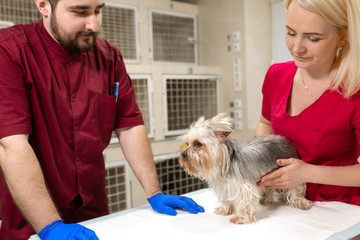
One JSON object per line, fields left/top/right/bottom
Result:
{"left": 211, "top": 113, "right": 228, "bottom": 123}
{"left": 209, "top": 113, "right": 233, "bottom": 134}
{"left": 214, "top": 130, "right": 231, "bottom": 141}
{"left": 190, "top": 116, "right": 205, "bottom": 128}
{"left": 210, "top": 113, "right": 233, "bottom": 128}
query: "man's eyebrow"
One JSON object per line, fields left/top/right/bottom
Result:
{"left": 286, "top": 25, "right": 324, "bottom": 36}
{"left": 68, "top": 3, "right": 105, "bottom": 10}
{"left": 97, "top": 3, "right": 106, "bottom": 9}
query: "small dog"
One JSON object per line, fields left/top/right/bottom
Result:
{"left": 178, "top": 113, "right": 312, "bottom": 224}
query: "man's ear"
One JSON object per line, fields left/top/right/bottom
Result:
{"left": 34, "top": 0, "right": 51, "bottom": 18}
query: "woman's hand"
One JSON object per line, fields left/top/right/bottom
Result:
{"left": 257, "top": 158, "right": 309, "bottom": 189}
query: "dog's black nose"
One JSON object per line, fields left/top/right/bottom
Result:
{"left": 181, "top": 151, "right": 187, "bottom": 160}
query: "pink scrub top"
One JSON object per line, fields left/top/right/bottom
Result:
{"left": 262, "top": 61, "right": 360, "bottom": 205}
{"left": 0, "top": 20, "right": 143, "bottom": 239}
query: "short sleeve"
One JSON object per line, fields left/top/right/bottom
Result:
{"left": 352, "top": 96, "right": 360, "bottom": 156}
{"left": 113, "top": 51, "right": 144, "bottom": 129}
{"left": 0, "top": 47, "right": 32, "bottom": 139}
{"left": 261, "top": 66, "right": 275, "bottom": 121}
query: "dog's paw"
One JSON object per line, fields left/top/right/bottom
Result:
{"left": 214, "top": 207, "right": 232, "bottom": 216}
{"left": 288, "top": 198, "right": 312, "bottom": 210}
{"left": 230, "top": 215, "right": 255, "bottom": 224}
{"left": 298, "top": 198, "right": 313, "bottom": 210}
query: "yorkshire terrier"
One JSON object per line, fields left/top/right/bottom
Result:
{"left": 178, "top": 113, "right": 312, "bottom": 224}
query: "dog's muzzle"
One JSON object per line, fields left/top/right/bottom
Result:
{"left": 181, "top": 149, "right": 188, "bottom": 160}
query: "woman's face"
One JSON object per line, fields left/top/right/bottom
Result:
{"left": 285, "top": 1, "right": 344, "bottom": 72}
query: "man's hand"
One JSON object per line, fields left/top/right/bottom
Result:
{"left": 38, "top": 220, "right": 99, "bottom": 240}
{"left": 147, "top": 193, "right": 205, "bottom": 216}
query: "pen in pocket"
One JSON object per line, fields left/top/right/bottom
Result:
{"left": 112, "top": 82, "right": 119, "bottom": 103}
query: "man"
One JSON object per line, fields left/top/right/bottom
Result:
{"left": 0, "top": 0, "right": 204, "bottom": 239}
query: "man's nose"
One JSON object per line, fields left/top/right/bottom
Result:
{"left": 85, "top": 14, "right": 100, "bottom": 32}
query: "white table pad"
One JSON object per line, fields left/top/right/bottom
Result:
{"left": 30, "top": 188, "right": 360, "bottom": 240}
{"left": 83, "top": 189, "right": 360, "bottom": 240}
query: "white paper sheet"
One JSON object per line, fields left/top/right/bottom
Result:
{"left": 29, "top": 189, "right": 360, "bottom": 240}
{"left": 82, "top": 189, "right": 360, "bottom": 240}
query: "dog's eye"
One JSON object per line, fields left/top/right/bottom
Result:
{"left": 193, "top": 141, "right": 203, "bottom": 148}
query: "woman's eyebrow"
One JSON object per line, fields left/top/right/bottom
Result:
{"left": 286, "top": 25, "right": 324, "bottom": 36}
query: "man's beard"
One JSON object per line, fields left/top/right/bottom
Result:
{"left": 50, "top": 14, "right": 98, "bottom": 53}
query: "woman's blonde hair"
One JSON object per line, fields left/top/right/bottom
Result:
{"left": 285, "top": 0, "right": 360, "bottom": 98}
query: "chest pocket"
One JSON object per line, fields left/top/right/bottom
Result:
{"left": 95, "top": 93, "right": 116, "bottom": 144}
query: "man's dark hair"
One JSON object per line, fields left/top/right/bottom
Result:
{"left": 48, "top": 0, "right": 59, "bottom": 11}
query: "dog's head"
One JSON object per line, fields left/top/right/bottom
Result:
{"left": 178, "top": 113, "right": 233, "bottom": 180}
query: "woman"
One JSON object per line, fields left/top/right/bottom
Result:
{"left": 256, "top": 0, "right": 360, "bottom": 205}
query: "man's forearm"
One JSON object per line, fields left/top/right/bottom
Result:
{"left": 0, "top": 135, "right": 61, "bottom": 233}
{"left": 116, "top": 125, "right": 161, "bottom": 198}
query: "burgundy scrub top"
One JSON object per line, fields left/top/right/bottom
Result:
{"left": 0, "top": 20, "right": 143, "bottom": 239}
{"left": 262, "top": 61, "right": 360, "bottom": 205}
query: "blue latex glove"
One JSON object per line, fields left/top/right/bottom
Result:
{"left": 38, "top": 220, "right": 99, "bottom": 240}
{"left": 147, "top": 193, "right": 205, "bottom": 216}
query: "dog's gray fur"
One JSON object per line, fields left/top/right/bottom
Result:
{"left": 225, "top": 134, "right": 299, "bottom": 183}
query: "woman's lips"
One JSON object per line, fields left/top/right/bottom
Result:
{"left": 293, "top": 55, "right": 310, "bottom": 62}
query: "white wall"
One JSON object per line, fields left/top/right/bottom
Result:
{"left": 244, "top": 0, "right": 272, "bottom": 130}
{"left": 271, "top": 0, "right": 292, "bottom": 63}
